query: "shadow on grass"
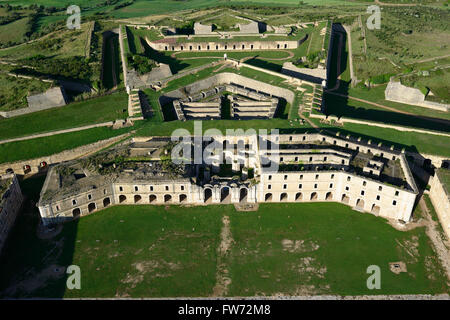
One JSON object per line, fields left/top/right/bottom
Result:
{"left": 140, "top": 38, "right": 190, "bottom": 74}
{"left": 245, "top": 57, "right": 282, "bottom": 72}
{"left": 324, "top": 23, "right": 450, "bottom": 133}
{"left": 0, "top": 175, "right": 78, "bottom": 298}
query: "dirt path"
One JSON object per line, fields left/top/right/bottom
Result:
{"left": 405, "top": 54, "right": 450, "bottom": 65}
{"left": 325, "top": 91, "right": 450, "bottom": 127}
{"left": 419, "top": 197, "right": 450, "bottom": 283}
{"left": 374, "top": 0, "right": 418, "bottom": 6}
{"left": 212, "top": 215, "right": 233, "bottom": 297}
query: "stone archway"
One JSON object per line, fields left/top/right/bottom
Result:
{"left": 325, "top": 192, "right": 333, "bottom": 200}
{"left": 265, "top": 193, "right": 273, "bottom": 202}
{"left": 221, "top": 187, "right": 230, "bottom": 203}
{"left": 164, "top": 194, "right": 172, "bottom": 203}
{"left": 204, "top": 188, "right": 212, "bottom": 203}
{"left": 310, "top": 192, "right": 318, "bottom": 201}
{"left": 88, "top": 203, "right": 96, "bottom": 213}
{"left": 341, "top": 194, "right": 350, "bottom": 204}
{"left": 280, "top": 192, "right": 288, "bottom": 202}
{"left": 356, "top": 199, "right": 365, "bottom": 210}
{"left": 239, "top": 188, "right": 248, "bottom": 202}
{"left": 119, "top": 195, "right": 127, "bottom": 203}
{"left": 103, "top": 198, "right": 111, "bottom": 207}
{"left": 149, "top": 195, "right": 157, "bottom": 203}
{"left": 371, "top": 204, "right": 380, "bottom": 215}
{"left": 134, "top": 195, "right": 142, "bottom": 203}
{"left": 179, "top": 194, "right": 187, "bottom": 203}
{"left": 295, "top": 192, "right": 302, "bottom": 201}
{"left": 72, "top": 208, "right": 81, "bottom": 217}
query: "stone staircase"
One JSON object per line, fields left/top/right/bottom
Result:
{"left": 128, "top": 89, "right": 144, "bottom": 120}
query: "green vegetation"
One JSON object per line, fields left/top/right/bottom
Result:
{"left": 0, "top": 91, "right": 128, "bottom": 141}
{"left": 0, "top": 21, "right": 93, "bottom": 59}
{"left": 0, "top": 17, "right": 31, "bottom": 45}
{"left": 0, "top": 72, "right": 52, "bottom": 111}
{"left": 0, "top": 126, "right": 133, "bottom": 164}
{"left": 323, "top": 91, "right": 450, "bottom": 133}
{"left": 0, "top": 200, "right": 447, "bottom": 297}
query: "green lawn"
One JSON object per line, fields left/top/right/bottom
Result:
{"left": 0, "top": 197, "right": 447, "bottom": 298}
{"left": 347, "top": 85, "right": 450, "bottom": 121}
{"left": 323, "top": 91, "right": 450, "bottom": 133}
{"left": 0, "top": 17, "right": 30, "bottom": 46}
{"left": 0, "top": 92, "right": 129, "bottom": 141}
{"left": 0, "top": 126, "right": 133, "bottom": 164}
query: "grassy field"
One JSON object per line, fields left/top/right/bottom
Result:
{"left": 0, "top": 21, "right": 93, "bottom": 60}
{"left": 0, "top": 91, "right": 128, "bottom": 141}
{"left": 0, "top": 191, "right": 447, "bottom": 297}
{"left": 323, "top": 92, "right": 450, "bottom": 133}
{"left": 0, "top": 72, "right": 52, "bottom": 111}
{"left": 0, "top": 126, "right": 133, "bottom": 164}
{"left": 0, "top": 17, "right": 30, "bottom": 45}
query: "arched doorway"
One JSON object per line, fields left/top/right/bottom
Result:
{"left": 295, "top": 192, "right": 302, "bottom": 201}
{"left": 134, "top": 195, "right": 142, "bottom": 203}
{"left": 265, "top": 193, "right": 272, "bottom": 202}
{"left": 239, "top": 188, "right": 248, "bottom": 202}
{"left": 356, "top": 199, "right": 365, "bottom": 210}
{"left": 341, "top": 194, "right": 350, "bottom": 204}
{"left": 72, "top": 208, "right": 81, "bottom": 217}
{"left": 221, "top": 187, "right": 230, "bottom": 203}
{"left": 371, "top": 204, "right": 380, "bottom": 215}
{"left": 325, "top": 192, "right": 333, "bottom": 200}
{"left": 310, "top": 192, "right": 318, "bottom": 201}
{"left": 103, "top": 198, "right": 111, "bottom": 207}
{"left": 164, "top": 194, "right": 172, "bottom": 203}
{"left": 179, "top": 194, "right": 187, "bottom": 203}
{"left": 204, "top": 188, "right": 212, "bottom": 203}
{"left": 149, "top": 195, "right": 157, "bottom": 203}
{"left": 280, "top": 193, "right": 288, "bottom": 202}
{"left": 88, "top": 203, "right": 96, "bottom": 213}
{"left": 119, "top": 195, "right": 127, "bottom": 203}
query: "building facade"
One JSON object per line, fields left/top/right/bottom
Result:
{"left": 38, "top": 133, "right": 418, "bottom": 226}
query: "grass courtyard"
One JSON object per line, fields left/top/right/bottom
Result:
{"left": 0, "top": 177, "right": 448, "bottom": 298}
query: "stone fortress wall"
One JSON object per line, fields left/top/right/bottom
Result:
{"left": 146, "top": 37, "right": 299, "bottom": 52}
{"left": 161, "top": 72, "right": 295, "bottom": 106}
{"left": 38, "top": 132, "right": 418, "bottom": 226}
{"left": 429, "top": 169, "right": 450, "bottom": 239}
{"left": 0, "top": 87, "right": 68, "bottom": 118}
{"left": 0, "top": 173, "right": 23, "bottom": 254}
{"left": 385, "top": 80, "right": 449, "bottom": 112}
